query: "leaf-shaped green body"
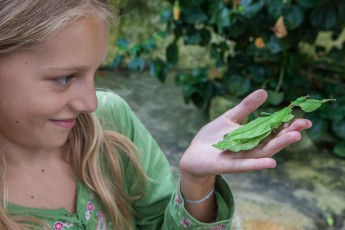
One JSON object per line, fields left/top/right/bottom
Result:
{"left": 213, "top": 130, "right": 271, "bottom": 152}
{"left": 298, "top": 98, "right": 335, "bottom": 112}
{"left": 224, "top": 107, "right": 293, "bottom": 141}
{"left": 213, "top": 95, "right": 335, "bottom": 152}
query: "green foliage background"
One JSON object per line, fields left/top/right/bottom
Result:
{"left": 106, "top": 0, "right": 345, "bottom": 157}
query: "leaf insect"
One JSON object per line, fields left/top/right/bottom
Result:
{"left": 213, "top": 95, "right": 336, "bottom": 152}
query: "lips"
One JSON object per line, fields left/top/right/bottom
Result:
{"left": 50, "top": 118, "right": 76, "bottom": 129}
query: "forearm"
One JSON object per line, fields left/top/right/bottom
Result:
{"left": 180, "top": 173, "right": 217, "bottom": 223}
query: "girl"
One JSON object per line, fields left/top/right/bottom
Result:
{"left": 0, "top": 1, "right": 312, "bottom": 229}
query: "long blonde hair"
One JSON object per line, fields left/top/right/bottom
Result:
{"left": 0, "top": 1, "right": 145, "bottom": 229}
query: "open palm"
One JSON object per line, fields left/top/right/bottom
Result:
{"left": 179, "top": 89, "right": 312, "bottom": 178}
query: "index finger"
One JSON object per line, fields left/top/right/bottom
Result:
{"left": 224, "top": 89, "right": 268, "bottom": 123}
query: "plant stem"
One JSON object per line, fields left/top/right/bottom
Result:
{"left": 275, "top": 56, "right": 284, "bottom": 93}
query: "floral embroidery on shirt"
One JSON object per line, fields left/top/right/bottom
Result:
{"left": 53, "top": 221, "right": 73, "bottom": 230}
{"left": 208, "top": 225, "right": 226, "bottom": 230}
{"left": 82, "top": 191, "right": 108, "bottom": 229}
{"left": 54, "top": 222, "right": 63, "bottom": 230}
{"left": 85, "top": 201, "right": 95, "bottom": 220}
{"left": 96, "top": 211, "right": 107, "bottom": 230}
{"left": 180, "top": 217, "right": 193, "bottom": 228}
{"left": 87, "top": 202, "right": 94, "bottom": 211}
{"left": 175, "top": 191, "right": 182, "bottom": 204}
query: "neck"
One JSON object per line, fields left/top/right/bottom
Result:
{"left": 1, "top": 138, "right": 66, "bottom": 170}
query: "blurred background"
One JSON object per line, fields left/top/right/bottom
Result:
{"left": 96, "top": 0, "right": 345, "bottom": 229}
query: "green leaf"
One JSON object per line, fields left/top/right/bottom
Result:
{"left": 306, "top": 117, "right": 328, "bottom": 139}
{"left": 183, "top": 28, "right": 202, "bottom": 45}
{"left": 128, "top": 57, "right": 145, "bottom": 71}
{"left": 267, "top": 90, "right": 285, "bottom": 106}
{"left": 333, "top": 141, "right": 345, "bottom": 158}
{"left": 210, "top": 42, "right": 228, "bottom": 67}
{"left": 225, "top": 74, "right": 251, "bottom": 96}
{"left": 166, "top": 42, "right": 179, "bottom": 66}
{"left": 199, "top": 29, "right": 212, "bottom": 46}
{"left": 179, "top": 0, "right": 206, "bottom": 7}
{"left": 116, "top": 38, "right": 129, "bottom": 50}
{"left": 311, "top": 7, "right": 337, "bottom": 30}
{"left": 268, "top": 0, "right": 284, "bottom": 18}
{"left": 183, "top": 7, "right": 208, "bottom": 24}
{"left": 296, "top": 0, "right": 325, "bottom": 8}
{"left": 143, "top": 39, "right": 157, "bottom": 53}
{"left": 267, "top": 35, "right": 283, "bottom": 54}
{"left": 249, "top": 66, "right": 266, "bottom": 83}
{"left": 332, "top": 120, "right": 345, "bottom": 139}
{"left": 150, "top": 58, "right": 168, "bottom": 82}
{"left": 283, "top": 5, "right": 304, "bottom": 30}
{"left": 241, "top": 0, "right": 265, "bottom": 18}
{"left": 326, "top": 215, "right": 335, "bottom": 227}
{"left": 109, "top": 55, "right": 123, "bottom": 68}
{"left": 226, "top": 14, "right": 248, "bottom": 38}
{"left": 160, "top": 9, "right": 172, "bottom": 23}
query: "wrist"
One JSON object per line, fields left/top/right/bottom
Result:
{"left": 180, "top": 172, "right": 216, "bottom": 201}
{"left": 183, "top": 186, "right": 215, "bottom": 204}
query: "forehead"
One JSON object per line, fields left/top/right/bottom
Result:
{"left": 0, "top": 15, "right": 109, "bottom": 78}
{"left": 28, "top": 16, "right": 108, "bottom": 71}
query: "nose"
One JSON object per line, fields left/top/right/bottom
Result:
{"left": 69, "top": 77, "right": 98, "bottom": 113}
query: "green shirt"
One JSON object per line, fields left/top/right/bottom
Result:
{"left": 7, "top": 91, "right": 234, "bottom": 230}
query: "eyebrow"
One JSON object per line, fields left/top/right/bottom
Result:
{"left": 45, "top": 65, "right": 90, "bottom": 73}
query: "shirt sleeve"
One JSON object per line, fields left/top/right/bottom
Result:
{"left": 95, "top": 90, "right": 234, "bottom": 230}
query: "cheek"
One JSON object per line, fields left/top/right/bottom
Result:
{"left": 0, "top": 95, "right": 46, "bottom": 130}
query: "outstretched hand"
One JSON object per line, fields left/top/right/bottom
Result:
{"left": 179, "top": 89, "right": 312, "bottom": 180}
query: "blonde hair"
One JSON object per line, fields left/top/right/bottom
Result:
{"left": 0, "top": 1, "right": 145, "bottom": 229}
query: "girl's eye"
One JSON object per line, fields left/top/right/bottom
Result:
{"left": 54, "top": 75, "right": 74, "bottom": 86}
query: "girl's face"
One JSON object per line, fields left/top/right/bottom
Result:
{"left": 0, "top": 15, "right": 109, "bottom": 153}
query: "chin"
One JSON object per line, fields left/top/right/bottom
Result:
{"left": 39, "top": 134, "right": 70, "bottom": 150}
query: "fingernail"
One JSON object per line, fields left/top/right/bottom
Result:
{"left": 308, "top": 120, "right": 313, "bottom": 128}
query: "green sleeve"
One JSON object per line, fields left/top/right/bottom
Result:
{"left": 95, "top": 90, "right": 234, "bottom": 230}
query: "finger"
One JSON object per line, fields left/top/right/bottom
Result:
{"left": 276, "top": 118, "right": 312, "bottom": 137}
{"left": 246, "top": 131, "right": 302, "bottom": 158}
{"left": 225, "top": 89, "right": 268, "bottom": 123}
{"left": 219, "top": 158, "right": 276, "bottom": 173}
{"left": 246, "top": 119, "right": 310, "bottom": 147}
